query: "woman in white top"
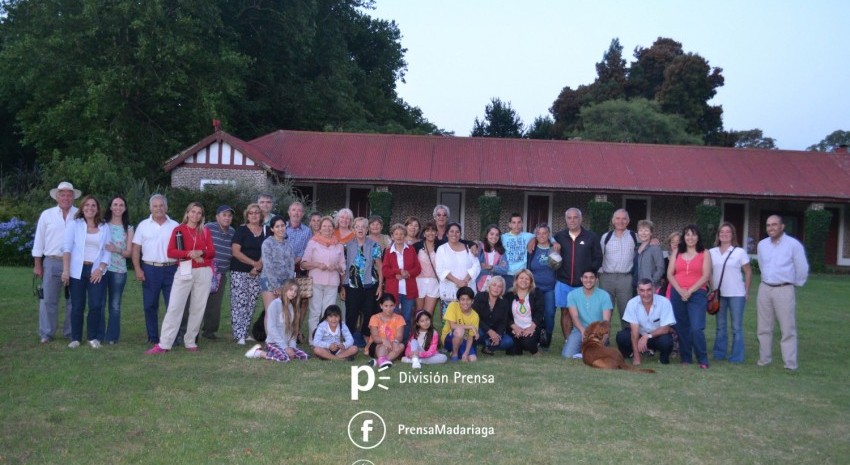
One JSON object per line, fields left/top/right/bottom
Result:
{"left": 61, "top": 195, "right": 111, "bottom": 349}
{"left": 709, "top": 222, "right": 752, "bottom": 363}
{"left": 435, "top": 222, "right": 480, "bottom": 317}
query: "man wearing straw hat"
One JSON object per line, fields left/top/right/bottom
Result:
{"left": 32, "top": 181, "right": 80, "bottom": 343}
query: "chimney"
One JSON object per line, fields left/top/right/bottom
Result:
{"left": 212, "top": 119, "right": 221, "bottom": 132}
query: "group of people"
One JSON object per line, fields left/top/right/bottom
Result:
{"left": 32, "top": 181, "right": 809, "bottom": 371}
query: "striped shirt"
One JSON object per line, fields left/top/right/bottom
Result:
{"left": 204, "top": 221, "right": 235, "bottom": 272}
{"left": 286, "top": 222, "right": 312, "bottom": 259}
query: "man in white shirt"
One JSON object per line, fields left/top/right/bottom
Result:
{"left": 32, "top": 181, "right": 80, "bottom": 343}
{"left": 756, "top": 215, "right": 809, "bottom": 371}
{"left": 131, "top": 194, "right": 179, "bottom": 344}
{"left": 616, "top": 279, "right": 676, "bottom": 365}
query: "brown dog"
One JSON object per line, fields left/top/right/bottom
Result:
{"left": 581, "top": 321, "right": 655, "bottom": 373}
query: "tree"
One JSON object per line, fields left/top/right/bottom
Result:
{"left": 575, "top": 98, "right": 703, "bottom": 145}
{"left": 656, "top": 53, "right": 724, "bottom": 141}
{"left": 471, "top": 98, "right": 524, "bottom": 138}
{"left": 550, "top": 84, "right": 593, "bottom": 138}
{"left": 526, "top": 115, "right": 556, "bottom": 140}
{"left": 627, "top": 37, "right": 684, "bottom": 100}
{"left": 591, "top": 38, "right": 627, "bottom": 102}
{"left": 712, "top": 129, "right": 777, "bottom": 149}
{"left": 807, "top": 130, "right": 850, "bottom": 152}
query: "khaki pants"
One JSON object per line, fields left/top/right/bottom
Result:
{"left": 159, "top": 266, "right": 212, "bottom": 350}
{"left": 756, "top": 283, "right": 797, "bottom": 370}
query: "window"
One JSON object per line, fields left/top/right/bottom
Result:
{"left": 437, "top": 189, "right": 464, "bottom": 229}
{"left": 199, "top": 179, "right": 235, "bottom": 191}
{"left": 292, "top": 184, "right": 315, "bottom": 204}
{"left": 721, "top": 201, "right": 748, "bottom": 248}
{"left": 524, "top": 193, "right": 553, "bottom": 233}
{"left": 347, "top": 187, "right": 372, "bottom": 218}
{"left": 624, "top": 197, "right": 650, "bottom": 223}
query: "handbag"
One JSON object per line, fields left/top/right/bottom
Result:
{"left": 439, "top": 279, "right": 459, "bottom": 302}
{"left": 707, "top": 247, "right": 734, "bottom": 315}
{"left": 296, "top": 275, "right": 313, "bottom": 300}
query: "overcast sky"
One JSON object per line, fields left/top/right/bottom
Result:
{"left": 370, "top": 0, "right": 849, "bottom": 150}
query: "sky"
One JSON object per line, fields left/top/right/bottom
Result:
{"left": 370, "top": 0, "right": 849, "bottom": 150}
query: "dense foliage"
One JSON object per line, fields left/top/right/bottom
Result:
{"left": 804, "top": 209, "right": 833, "bottom": 272}
{"left": 0, "top": 0, "right": 445, "bottom": 195}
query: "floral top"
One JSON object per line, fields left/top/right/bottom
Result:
{"left": 106, "top": 223, "right": 133, "bottom": 273}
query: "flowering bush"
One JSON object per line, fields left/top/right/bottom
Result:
{"left": 0, "top": 217, "right": 35, "bottom": 266}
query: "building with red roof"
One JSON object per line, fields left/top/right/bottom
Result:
{"left": 165, "top": 128, "right": 850, "bottom": 266}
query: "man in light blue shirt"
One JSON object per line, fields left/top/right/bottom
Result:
{"left": 500, "top": 212, "right": 534, "bottom": 289}
{"left": 563, "top": 270, "right": 612, "bottom": 358}
{"left": 756, "top": 215, "right": 809, "bottom": 371}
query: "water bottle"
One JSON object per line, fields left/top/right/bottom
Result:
{"left": 175, "top": 230, "right": 184, "bottom": 250}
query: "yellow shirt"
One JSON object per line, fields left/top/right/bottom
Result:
{"left": 441, "top": 301, "right": 480, "bottom": 343}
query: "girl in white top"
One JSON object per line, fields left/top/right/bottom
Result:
{"left": 61, "top": 195, "right": 111, "bottom": 349}
{"left": 708, "top": 222, "right": 752, "bottom": 363}
{"left": 245, "top": 280, "right": 309, "bottom": 362}
{"left": 311, "top": 305, "right": 358, "bottom": 360}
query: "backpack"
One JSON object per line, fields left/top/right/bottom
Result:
{"left": 251, "top": 310, "right": 267, "bottom": 342}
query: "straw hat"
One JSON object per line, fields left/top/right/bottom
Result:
{"left": 49, "top": 181, "right": 82, "bottom": 200}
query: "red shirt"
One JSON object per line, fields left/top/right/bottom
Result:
{"left": 382, "top": 243, "right": 422, "bottom": 300}
{"left": 167, "top": 224, "right": 215, "bottom": 269}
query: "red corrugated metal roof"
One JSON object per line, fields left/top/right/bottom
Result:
{"left": 171, "top": 130, "right": 850, "bottom": 201}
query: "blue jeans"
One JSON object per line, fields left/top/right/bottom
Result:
{"left": 98, "top": 271, "right": 127, "bottom": 342}
{"left": 69, "top": 264, "right": 107, "bottom": 342}
{"left": 714, "top": 296, "right": 746, "bottom": 363}
{"left": 479, "top": 328, "right": 514, "bottom": 352}
{"left": 395, "top": 294, "right": 415, "bottom": 343}
{"left": 141, "top": 263, "right": 176, "bottom": 343}
{"left": 562, "top": 327, "right": 583, "bottom": 358}
{"left": 539, "top": 287, "right": 556, "bottom": 346}
{"left": 671, "top": 288, "right": 708, "bottom": 365}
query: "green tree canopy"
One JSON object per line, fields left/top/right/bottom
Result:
{"left": 471, "top": 97, "right": 524, "bottom": 138}
{"left": 807, "top": 130, "right": 850, "bottom": 152}
{"left": 575, "top": 98, "right": 702, "bottom": 145}
{"left": 526, "top": 115, "right": 556, "bottom": 140}
{"left": 713, "top": 129, "right": 778, "bottom": 149}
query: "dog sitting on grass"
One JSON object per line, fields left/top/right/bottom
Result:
{"left": 581, "top": 321, "right": 655, "bottom": 373}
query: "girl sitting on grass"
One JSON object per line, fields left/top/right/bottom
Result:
{"left": 402, "top": 310, "right": 447, "bottom": 368}
{"left": 311, "top": 305, "right": 358, "bottom": 360}
{"left": 365, "top": 294, "right": 406, "bottom": 368}
{"left": 245, "top": 280, "right": 309, "bottom": 362}
{"left": 441, "top": 286, "right": 480, "bottom": 362}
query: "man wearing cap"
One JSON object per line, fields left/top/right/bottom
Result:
{"left": 32, "top": 181, "right": 80, "bottom": 343}
{"left": 131, "top": 194, "right": 179, "bottom": 344}
{"left": 200, "top": 205, "right": 236, "bottom": 339}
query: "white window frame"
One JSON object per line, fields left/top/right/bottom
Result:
{"left": 436, "top": 188, "right": 466, "bottom": 231}
{"left": 523, "top": 191, "right": 554, "bottom": 231}
{"left": 199, "top": 179, "right": 235, "bottom": 191}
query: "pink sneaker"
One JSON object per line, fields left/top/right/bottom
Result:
{"left": 145, "top": 344, "right": 168, "bottom": 355}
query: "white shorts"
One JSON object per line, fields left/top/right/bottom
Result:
{"left": 416, "top": 277, "right": 439, "bottom": 298}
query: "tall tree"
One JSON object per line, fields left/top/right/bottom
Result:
{"left": 627, "top": 37, "right": 684, "bottom": 100}
{"left": 591, "top": 38, "right": 627, "bottom": 102}
{"left": 550, "top": 84, "right": 593, "bottom": 138}
{"left": 656, "top": 53, "right": 724, "bottom": 141}
{"left": 575, "top": 98, "right": 702, "bottom": 145}
{"left": 807, "top": 130, "right": 850, "bottom": 152}
{"left": 471, "top": 98, "right": 524, "bottom": 138}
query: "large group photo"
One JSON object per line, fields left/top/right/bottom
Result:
{"left": 1, "top": 1, "right": 849, "bottom": 464}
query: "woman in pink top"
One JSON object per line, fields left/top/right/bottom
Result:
{"left": 667, "top": 224, "right": 712, "bottom": 368}
{"left": 302, "top": 216, "right": 345, "bottom": 337}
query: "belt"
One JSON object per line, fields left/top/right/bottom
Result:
{"left": 763, "top": 282, "right": 792, "bottom": 287}
{"left": 143, "top": 260, "right": 177, "bottom": 267}
{"left": 45, "top": 255, "right": 63, "bottom": 260}
{"left": 83, "top": 261, "right": 94, "bottom": 265}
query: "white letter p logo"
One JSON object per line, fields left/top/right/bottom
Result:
{"left": 350, "top": 365, "right": 375, "bottom": 400}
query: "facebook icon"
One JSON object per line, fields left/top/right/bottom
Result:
{"left": 348, "top": 410, "right": 386, "bottom": 450}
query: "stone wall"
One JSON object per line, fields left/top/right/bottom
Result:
{"left": 171, "top": 166, "right": 268, "bottom": 190}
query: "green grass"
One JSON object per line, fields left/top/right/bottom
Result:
{"left": 1, "top": 267, "right": 849, "bottom": 465}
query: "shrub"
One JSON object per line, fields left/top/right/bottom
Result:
{"left": 587, "top": 200, "right": 614, "bottom": 236}
{"left": 0, "top": 217, "right": 35, "bottom": 266}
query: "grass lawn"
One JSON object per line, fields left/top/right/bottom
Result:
{"left": 1, "top": 266, "right": 849, "bottom": 465}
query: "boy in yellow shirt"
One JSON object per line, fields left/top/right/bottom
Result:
{"left": 441, "top": 287, "right": 479, "bottom": 362}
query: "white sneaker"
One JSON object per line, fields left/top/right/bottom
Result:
{"left": 237, "top": 338, "right": 246, "bottom": 346}
{"left": 89, "top": 339, "right": 101, "bottom": 349}
{"left": 244, "top": 344, "right": 262, "bottom": 359}
{"left": 401, "top": 357, "right": 412, "bottom": 363}
{"left": 246, "top": 336, "right": 256, "bottom": 342}
{"left": 68, "top": 341, "right": 80, "bottom": 348}
{"left": 411, "top": 357, "right": 422, "bottom": 369}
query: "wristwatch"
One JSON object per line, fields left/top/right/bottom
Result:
{"left": 646, "top": 333, "right": 653, "bottom": 339}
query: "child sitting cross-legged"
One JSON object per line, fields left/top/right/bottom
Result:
{"left": 245, "top": 280, "right": 309, "bottom": 362}
{"left": 311, "top": 305, "right": 359, "bottom": 360}
{"left": 402, "top": 310, "right": 447, "bottom": 368}
{"left": 365, "top": 294, "right": 406, "bottom": 368}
